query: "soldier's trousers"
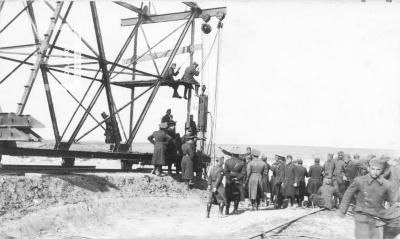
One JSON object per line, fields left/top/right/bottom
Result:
{"left": 354, "top": 213, "right": 382, "bottom": 239}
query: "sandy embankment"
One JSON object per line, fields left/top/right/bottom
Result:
{"left": 0, "top": 173, "right": 354, "bottom": 239}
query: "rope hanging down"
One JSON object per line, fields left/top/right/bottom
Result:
{"left": 205, "top": 25, "right": 223, "bottom": 156}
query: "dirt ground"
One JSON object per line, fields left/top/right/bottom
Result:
{"left": 0, "top": 172, "right": 357, "bottom": 239}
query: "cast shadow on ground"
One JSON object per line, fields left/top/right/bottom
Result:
{"left": 47, "top": 174, "right": 120, "bottom": 192}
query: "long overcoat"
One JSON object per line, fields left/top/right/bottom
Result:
{"left": 181, "top": 142, "right": 194, "bottom": 180}
{"left": 294, "top": 165, "right": 308, "bottom": 196}
{"left": 307, "top": 163, "right": 323, "bottom": 194}
{"left": 149, "top": 130, "right": 171, "bottom": 166}
{"left": 282, "top": 162, "right": 296, "bottom": 198}
{"left": 224, "top": 156, "right": 246, "bottom": 202}
{"left": 246, "top": 158, "right": 268, "bottom": 200}
{"left": 208, "top": 165, "right": 227, "bottom": 205}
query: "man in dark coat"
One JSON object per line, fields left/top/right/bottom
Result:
{"left": 206, "top": 157, "right": 226, "bottom": 218}
{"left": 164, "top": 63, "right": 182, "bottom": 98}
{"left": 185, "top": 114, "right": 198, "bottom": 136}
{"left": 222, "top": 147, "right": 246, "bottom": 215}
{"left": 148, "top": 122, "right": 172, "bottom": 176}
{"left": 338, "top": 158, "right": 397, "bottom": 239}
{"left": 261, "top": 156, "right": 271, "bottom": 204}
{"left": 165, "top": 121, "right": 180, "bottom": 175}
{"left": 309, "top": 177, "right": 340, "bottom": 210}
{"left": 294, "top": 159, "right": 308, "bottom": 207}
{"left": 307, "top": 158, "right": 324, "bottom": 195}
{"left": 271, "top": 155, "right": 285, "bottom": 208}
{"left": 333, "top": 151, "right": 346, "bottom": 202}
{"left": 322, "top": 153, "right": 335, "bottom": 180}
{"left": 161, "top": 109, "right": 173, "bottom": 125}
{"left": 246, "top": 149, "right": 268, "bottom": 210}
{"left": 181, "top": 62, "right": 200, "bottom": 99}
{"left": 101, "top": 112, "right": 121, "bottom": 151}
{"left": 181, "top": 137, "right": 195, "bottom": 186}
{"left": 283, "top": 155, "right": 296, "bottom": 207}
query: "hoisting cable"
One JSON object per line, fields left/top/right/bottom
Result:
{"left": 211, "top": 26, "right": 222, "bottom": 158}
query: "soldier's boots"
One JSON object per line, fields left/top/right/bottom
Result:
{"left": 172, "top": 91, "right": 182, "bottom": 99}
{"left": 206, "top": 203, "right": 212, "bottom": 218}
{"left": 218, "top": 204, "right": 225, "bottom": 217}
{"left": 225, "top": 203, "right": 230, "bottom": 215}
{"left": 233, "top": 201, "right": 239, "bottom": 214}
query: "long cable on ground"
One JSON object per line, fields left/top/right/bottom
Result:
{"left": 247, "top": 208, "right": 325, "bottom": 239}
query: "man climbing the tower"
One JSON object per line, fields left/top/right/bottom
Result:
{"left": 182, "top": 62, "right": 200, "bottom": 99}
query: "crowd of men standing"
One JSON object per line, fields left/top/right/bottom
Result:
{"left": 207, "top": 148, "right": 400, "bottom": 223}
{"left": 147, "top": 109, "right": 203, "bottom": 187}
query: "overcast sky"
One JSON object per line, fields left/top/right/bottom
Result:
{"left": 1, "top": 1, "right": 400, "bottom": 150}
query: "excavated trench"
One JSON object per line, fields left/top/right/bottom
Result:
{"left": 0, "top": 173, "right": 354, "bottom": 239}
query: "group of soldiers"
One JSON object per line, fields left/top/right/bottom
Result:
{"left": 147, "top": 109, "right": 204, "bottom": 186}
{"left": 206, "top": 147, "right": 400, "bottom": 239}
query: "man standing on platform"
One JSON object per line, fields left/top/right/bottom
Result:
{"left": 101, "top": 112, "right": 121, "bottom": 151}
{"left": 161, "top": 109, "right": 173, "bottom": 126}
{"left": 185, "top": 114, "right": 198, "bottom": 136}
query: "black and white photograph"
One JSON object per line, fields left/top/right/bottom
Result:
{"left": 0, "top": 0, "right": 399, "bottom": 238}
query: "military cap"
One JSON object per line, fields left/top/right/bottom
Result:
{"left": 252, "top": 149, "right": 260, "bottom": 158}
{"left": 369, "top": 157, "right": 388, "bottom": 169}
{"left": 297, "top": 159, "right": 303, "bottom": 164}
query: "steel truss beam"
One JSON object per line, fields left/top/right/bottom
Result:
{"left": 16, "top": 2, "right": 64, "bottom": 115}
{"left": 0, "top": 3, "right": 31, "bottom": 35}
{"left": 126, "top": 10, "right": 196, "bottom": 147}
{"left": 76, "top": 82, "right": 157, "bottom": 142}
{"left": 121, "top": 7, "right": 226, "bottom": 26}
{"left": 65, "top": 2, "right": 144, "bottom": 148}
{"left": 51, "top": 45, "right": 159, "bottom": 78}
{"left": 90, "top": 1, "right": 121, "bottom": 148}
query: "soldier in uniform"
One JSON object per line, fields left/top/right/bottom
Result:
{"left": 101, "top": 112, "right": 121, "bottom": 151}
{"left": 271, "top": 155, "right": 285, "bottom": 208}
{"left": 294, "top": 159, "right": 308, "bottom": 207}
{"left": 282, "top": 155, "right": 296, "bottom": 207}
{"left": 322, "top": 153, "right": 335, "bottom": 181}
{"left": 181, "top": 136, "right": 195, "bottom": 187}
{"left": 221, "top": 147, "right": 246, "bottom": 215}
{"left": 147, "top": 122, "right": 172, "bottom": 176}
{"left": 165, "top": 121, "right": 179, "bottom": 175}
{"left": 261, "top": 155, "right": 271, "bottom": 205}
{"left": 164, "top": 63, "right": 182, "bottom": 98}
{"left": 181, "top": 62, "right": 200, "bottom": 99}
{"left": 338, "top": 158, "right": 397, "bottom": 239}
{"left": 307, "top": 158, "right": 324, "bottom": 195}
{"left": 206, "top": 157, "right": 226, "bottom": 218}
{"left": 332, "top": 151, "right": 346, "bottom": 202}
{"left": 246, "top": 149, "right": 268, "bottom": 210}
{"left": 309, "top": 177, "right": 340, "bottom": 210}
